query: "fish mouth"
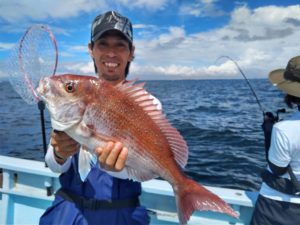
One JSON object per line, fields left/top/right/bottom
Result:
{"left": 50, "top": 117, "right": 81, "bottom": 131}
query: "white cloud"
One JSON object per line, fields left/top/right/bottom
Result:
{"left": 228, "top": 5, "right": 300, "bottom": 40}
{"left": 0, "top": 0, "right": 172, "bottom": 23}
{"left": 69, "top": 45, "right": 89, "bottom": 52}
{"left": 179, "top": 0, "right": 225, "bottom": 17}
{"left": 133, "top": 24, "right": 157, "bottom": 29}
{"left": 0, "top": 0, "right": 108, "bottom": 23}
{"left": 135, "top": 26, "right": 186, "bottom": 60}
{"left": 1, "top": 2, "right": 299, "bottom": 80}
{"left": 155, "top": 26, "right": 186, "bottom": 48}
{"left": 117, "top": 0, "right": 170, "bottom": 11}
{"left": 0, "top": 42, "right": 15, "bottom": 51}
{"left": 130, "top": 62, "right": 238, "bottom": 79}
{"left": 133, "top": 4, "right": 300, "bottom": 79}
{"left": 61, "top": 61, "right": 94, "bottom": 75}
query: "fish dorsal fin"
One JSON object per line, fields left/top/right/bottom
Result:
{"left": 116, "top": 80, "right": 188, "bottom": 168}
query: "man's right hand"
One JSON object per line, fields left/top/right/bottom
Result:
{"left": 51, "top": 130, "right": 80, "bottom": 163}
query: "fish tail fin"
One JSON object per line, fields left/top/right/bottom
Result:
{"left": 174, "top": 179, "right": 239, "bottom": 225}
{"left": 78, "top": 146, "right": 97, "bottom": 181}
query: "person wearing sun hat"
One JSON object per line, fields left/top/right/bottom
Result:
{"left": 269, "top": 55, "right": 300, "bottom": 98}
{"left": 39, "top": 11, "right": 154, "bottom": 225}
{"left": 250, "top": 56, "right": 300, "bottom": 225}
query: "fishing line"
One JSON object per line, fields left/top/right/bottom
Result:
{"left": 6, "top": 24, "right": 58, "bottom": 162}
{"left": 216, "top": 55, "right": 265, "bottom": 114}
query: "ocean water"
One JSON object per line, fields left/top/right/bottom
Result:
{"left": 0, "top": 78, "right": 292, "bottom": 191}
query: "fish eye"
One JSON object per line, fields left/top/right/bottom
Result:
{"left": 64, "top": 82, "right": 76, "bottom": 93}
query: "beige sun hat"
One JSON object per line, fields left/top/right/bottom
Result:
{"left": 269, "top": 55, "right": 300, "bottom": 98}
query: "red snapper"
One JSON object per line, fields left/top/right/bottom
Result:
{"left": 37, "top": 74, "right": 238, "bottom": 224}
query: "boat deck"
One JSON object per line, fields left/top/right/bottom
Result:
{"left": 0, "top": 155, "right": 257, "bottom": 224}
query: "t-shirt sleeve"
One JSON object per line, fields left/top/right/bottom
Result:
{"left": 268, "top": 125, "right": 291, "bottom": 168}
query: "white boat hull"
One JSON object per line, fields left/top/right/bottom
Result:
{"left": 0, "top": 155, "right": 257, "bottom": 224}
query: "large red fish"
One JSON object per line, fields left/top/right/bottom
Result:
{"left": 37, "top": 74, "right": 238, "bottom": 224}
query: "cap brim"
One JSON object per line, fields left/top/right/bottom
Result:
{"left": 269, "top": 69, "right": 300, "bottom": 97}
{"left": 92, "top": 28, "right": 132, "bottom": 43}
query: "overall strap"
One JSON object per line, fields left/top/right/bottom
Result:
{"left": 56, "top": 188, "right": 140, "bottom": 210}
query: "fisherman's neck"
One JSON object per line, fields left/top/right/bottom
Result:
{"left": 98, "top": 75, "right": 125, "bottom": 86}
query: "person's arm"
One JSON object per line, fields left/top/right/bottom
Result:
{"left": 45, "top": 144, "right": 72, "bottom": 173}
{"left": 45, "top": 131, "right": 80, "bottom": 173}
{"left": 268, "top": 161, "right": 288, "bottom": 176}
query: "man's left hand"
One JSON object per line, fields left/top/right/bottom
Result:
{"left": 95, "top": 141, "right": 128, "bottom": 172}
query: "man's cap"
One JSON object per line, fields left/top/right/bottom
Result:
{"left": 269, "top": 55, "right": 300, "bottom": 98}
{"left": 91, "top": 11, "right": 133, "bottom": 43}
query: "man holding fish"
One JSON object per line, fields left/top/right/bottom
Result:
{"left": 38, "top": 10, "right": 237, "bottom": 225}
{"left": 39, "top": 11, "right": 154, "bottom": 225}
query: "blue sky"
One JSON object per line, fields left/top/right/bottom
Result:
{"left": 0, "top": 0, "right": 300, "bottom": 80}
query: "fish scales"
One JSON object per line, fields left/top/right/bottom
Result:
{"left": 96, "top": 82, "right": 176, "bottom": 175}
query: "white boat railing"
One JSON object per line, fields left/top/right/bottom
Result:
{"left": 0, "top": 155, "right": 257, "bottom": 225}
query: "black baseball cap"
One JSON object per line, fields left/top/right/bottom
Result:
{"left": 91, "top": 11, "right": 133, "bottom": 43}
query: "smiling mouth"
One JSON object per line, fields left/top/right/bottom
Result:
{"left": 104, "top": 62, "right": 119, "bottom": 68}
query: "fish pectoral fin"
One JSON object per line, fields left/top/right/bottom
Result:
{"left": 126, "top": 166, "right": 158, "bottom": 182}
{"left": 78, "top": 145, "right": 97, "bottom": 181}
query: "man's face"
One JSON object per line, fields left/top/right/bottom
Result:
{"left": 89, "top": 30, "right": 134, "bottom": 85}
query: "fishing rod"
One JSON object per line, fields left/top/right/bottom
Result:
{"left": 216, "top": 55, "right": 287, "bottom": 123}
{"left": 216, "top": 55, "right": 266, "bottom": 115}
{"left": 215, "top": 57, "right": 300, "bottom": 197}
{"left": 216, "top": 56, "right": 288, "bottom": 163}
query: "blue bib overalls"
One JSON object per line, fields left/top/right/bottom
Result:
{"left": 39, "top": 154, "right": 150, "bottom": 225}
